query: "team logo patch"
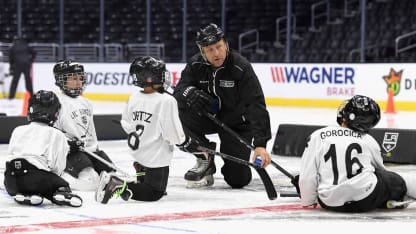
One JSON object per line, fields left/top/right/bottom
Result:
{"left": 219, "top": 80, "right": 234, "bottom": 87}
{"left": 81, "top": 116, "right": 88, "bottom": 125}
{"left": 382, "top": 132, "right": 399, "bottom": 153}
{"left": 14, "top": 160, "right": 22, "bottom": 170}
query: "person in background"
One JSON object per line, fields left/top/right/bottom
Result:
{"left": 8, "top": 37, "right": 36, "bottom": 99}
{"left": 4, "top": 90, "right": 82, "bottom": 207}
{"left": 299, "top": 95, "right": 416, "bottom": 212}
{"left": 95, "top": 56, "right": 199, "bottom": 204}
{"left": 0, "top": 51, "right": 7, "bottom": 98}
{"left": 53, "top": 60, "right": 115, "bottom": 191}
{"left": 173, "top": 23, "right": 272, "bottom": 188}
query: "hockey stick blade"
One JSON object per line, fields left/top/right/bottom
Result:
{"left": 197, "top": 146, "right": 277, "bottom": 200}
{"left": 386, "top": 199, "right": 414, "bottom": 209}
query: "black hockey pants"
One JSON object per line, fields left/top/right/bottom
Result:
{"left": 319, "top": 168, "right": 407, "bottom": 212}
{"left": 65, "top": 150, "right": 115, "bottom": 177}
{"left": 179, "top": 108, "right": 252, "bottom": 188}
{"left": 128, "top": 163, "right": 169, "bottom": 201}
{"left": 4, "top": 158, "right": 69, "bottom": 201}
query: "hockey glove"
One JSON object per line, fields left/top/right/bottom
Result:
{"left": 182, "top": 86, "right": 218, "bottom": 115}
{"left": 68, "top": 138, "right": 84, "bottom": 153}
{"left": 177, "top": 136, "right": 200, "bottom": 153}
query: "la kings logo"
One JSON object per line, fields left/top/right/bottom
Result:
{"left": 14, "top": 160, "right": 22, "bottom": 169}
{"left": 382, "top": 132, "right": 399, "bottom": 157}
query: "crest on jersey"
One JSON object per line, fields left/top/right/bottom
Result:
{"left": 382, "top": 132, "right": 399, "bottom": 152}
{"left": 82, "top": 116, "right": 88, "bottom": 125}
{"left": 14, "top": 160, "right": 22, "bottom": 170}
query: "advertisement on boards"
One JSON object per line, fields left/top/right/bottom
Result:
{"left": 3, "top": 62, "right": 415, "bottom": 109}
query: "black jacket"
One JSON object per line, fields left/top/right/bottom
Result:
{"left": 173, "top": 50, "right": 271, "bottom": 148}
{"left": 9, "top": 39, "right": 36, "bottom": 69}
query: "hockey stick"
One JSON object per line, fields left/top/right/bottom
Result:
{"left": 386, "top": 199, "right": 415, "bottom": 209}
{"left": 80, "top": 149, "right": 136, "bottom": 179}
{"left": 197, "top": 146, "right": 277, "bottom": 200}
{"left": 204, "top": 112, "right": 296, "bottom": 181}
{"left": 54, "top": 126, "right": 132, "bottom": 177}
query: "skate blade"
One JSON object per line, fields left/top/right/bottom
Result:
{"left": 95, "top": 172, "right": 111, "bottom": 202}
{"left": 14, "top": 194, "right": 43, "bottom": 206}
{"left": 53, "top": 194, "right": 82, "bottom": 207}
{"left": 186, "top": 175, "right": 214, "bottom": 188}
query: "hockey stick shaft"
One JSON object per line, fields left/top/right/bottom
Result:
{"left": 204, "top": 113, "right": 295, "bottom": 180}
{"left": 80, "top": 149, "right": 134, "bottom": 178}
{"left": 54, "top": 125, "right": 135, "bottom": 179}
{"left": 198, "top": 146, "right": 277, "bottom": 200}
{"left": 198, "top": 146, "right": 251, "bottom": 167}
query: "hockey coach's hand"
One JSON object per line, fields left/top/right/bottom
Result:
{"left": 68, "top": 138, "right": 85, "bottom": 153}
{"left": 182, "top": 86, "right": 218, "bottom": 115}
{"left": 177, "top": 136, "right": 200, "bottom": 153}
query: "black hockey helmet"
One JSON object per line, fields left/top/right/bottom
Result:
{"left": 129, "top": 56, "right": 171, "bottom": 91}
{"left": 337, "top": 95, "right": 380, "bottom": 133}
{"left": 53, "top": 60, "right": 85, "bottom": 97}
{"left": 27, "top": 90, "right": 61, "bottom": 125}
{"left": 196, "top": 23, "right": 225, "bottom": 48}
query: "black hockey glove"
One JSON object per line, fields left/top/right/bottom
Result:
{"left": 176, "top": 136, "right": 200, "bottom": 153}
{"left": 182, "top": 86, "right": 219, "bottom": 115}
{"left": 68, "top": 138, "right": 84, "bottom": 153}
{"left": 291, "top": 174, "right": 301, "bottom": 197}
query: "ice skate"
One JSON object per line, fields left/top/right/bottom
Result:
{"left": 186, "top": 174, "right": 215, "bottom": 188}
{"left": 14, "top": 194, "right": 44, "bottom": 206}
{"left": 185, "top": 154, "right": 216, "bottom": 188}
{"left": 95, "top": 171, "right": 132, "bottom": 204}
{"left": 52, "top": 187, "right": 83, "bottom": 207}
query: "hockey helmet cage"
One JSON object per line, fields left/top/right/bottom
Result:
{"left": 27, "top": 90, "right": 61, "bottom": 125}
{"left": 129, "top": 56, "right": 171, "bottom": 91}
{"left": 53, "top": 60, "right": 85, "bottom": 97}
{"left": 337, "top": 95, "right": 380, "bottom": 133}
{"left": 196, "top": 23, "right": 225, "bottom": 48}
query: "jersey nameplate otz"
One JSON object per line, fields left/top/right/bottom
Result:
{"left": 132, "top": 111, "right": 152, "bottom": 123}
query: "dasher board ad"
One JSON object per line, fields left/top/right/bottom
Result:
{"left": 8, "top": 63, "right": 415, "bottom": 108}
{"left": 259, "top": 63, "right": 413, "bottom": 101}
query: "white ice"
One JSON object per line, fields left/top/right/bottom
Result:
{"left": 1, "top": 100, "right": 416, "bottom": 234}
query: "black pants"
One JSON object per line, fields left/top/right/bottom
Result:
{"left": 9, "top": 64, "right": 33, "bottom": 99}
{"left": 128, "top": 165, "right": 169, "bottom": 201}
{"left": 65, "top": 150, "right": 115, "bottom": 177}
{"left": 319, "top": 168, "right": 407, "bottom": 212}
{"left": 179, "top": 108, "right": 252, "bottom": 188}
{"left": 4, "top": 159, "right": 69, "bottom": 202}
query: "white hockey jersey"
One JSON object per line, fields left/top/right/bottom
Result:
{"left": 7, "top": 122, "right": 69, "bottom": 176}
{"left": 121, "top": 91, "right": 186, "bottom": 168}
{"left": 54, "top": 92, "right": 99, "bottom": 151}
{"left": 299, "top": 126, "right": 386, "bottom": 207}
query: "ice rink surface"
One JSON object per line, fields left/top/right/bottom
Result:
{"left": 1, "top": 99, "right": 416, "bottom": 233}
